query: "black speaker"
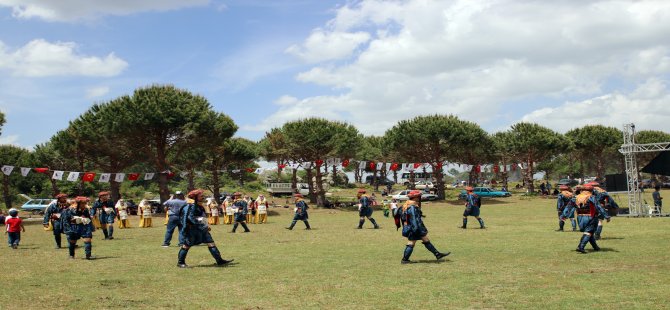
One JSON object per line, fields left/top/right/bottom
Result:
{"left": 605, "top": 174, "right": 627, "bottom": 192}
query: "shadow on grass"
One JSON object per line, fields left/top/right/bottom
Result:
{"left": 596, "top": 248, "right": 619, "bottom": 253}
{"left": 193, "top": 262, "right": 239, "bottom": 268}
{"left": 409, "top": 259, "right": 453, "bottom": 264}
{"left": 87, "top": 256, "right": 120, "bottom": 260}
{"left": 600, "top": 237, "right": 625, "bottom": 240}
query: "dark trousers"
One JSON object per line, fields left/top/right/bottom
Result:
{"left": 7, "top": 232, "right": 20, "bottom": 246}
{"left": 163, "top": 216, "right": 183, "bottom": 245}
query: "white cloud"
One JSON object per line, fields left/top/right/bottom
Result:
{"left": 0, "top": 0, "right": 209, "bottom": 22}
{"left": 521, "top": 78, "right": 670, "bottom": 133}
{"left": 0, "top": 39, "right": 128, "bottom": 77}
{"left": 254, "top": 0, "right": 670, "bottom": 135}
{"left": 0, "top": 134, "right": 19, "bottom": 145}
{"left": 286, "top": 29, "right": 371, "bottom": 63}
{"left": 86, "top": 86, "right": 110, "bottom": 99}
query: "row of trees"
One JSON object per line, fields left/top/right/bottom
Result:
{"left": 1, "top": 85, "right": 669, "bottom": 208}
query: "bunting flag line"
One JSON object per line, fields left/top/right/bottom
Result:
{"left": 358, "top": 161, "right": 367, "bottom": 169}
{"left": 52, "top": 170, "right": 64, "bottom": 180}
{"left": 99, "top": 173, "right": 111, "bottom": 183}
{"left": 34, "top": 167, "right": 49, "bottom": 174}
{"left": 20, "top": 167, "right": 30, "bottom": 177}
{"left": 376, "top": 162, "right": 384, "bottom": 170}
{"left": 179, "top": 171, "right": 189, "bottom": 178}
{"left": 114, "top": 173, "right": 126, "bottom": 183}
{"left": 254, "top": 168, "right": 264, "bottom": 174}
{"left": 144, "top": 173, "right": 154, "bottom": 181}
{"left": 66, "top": 172, "right": 80, "bottom": 182}
{"left": 1, "top": 165, "right": 14, "bottom": 176}
{"left": 128, "top": 173, "right": 140, "bottom": 181}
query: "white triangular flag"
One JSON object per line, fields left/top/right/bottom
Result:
{"left": 358, "top": 161, "right": 367, "bottom": 169}
{"left": 196, "top": 171, "right": 203, "bottom": 177}
{"left": 114, "top": 173, "right": 125, "bottom": 182}
{"left": 66, "top": 172, "right": 80, "bottom": 182}
{"left": 402, "top": 163, "right": 410, "bottom": 171}
{"left": 376, "top": 162, "right": 384, "bottom": 170}
{"left": 99, "top": 173, "right": 111, "bottom": 183}
{"left": 144, "top": 173, "right": 155, "bottom": 181}
{"left": 254, "top": 168, "right": 264, "bottom": 174}
{"left": 179, "top": 171, "right": 189, "bottom": 178}
{"left": 1, "top": 165, "right": 14, "bottom": 176}
{"left": 20, "top": 167, "right": 30, "bottom": 177}
{"left": 231, "top": 169, "right": 240, "bottom": 173}
{"left": 52, "top": 170, "right": 64, "bottom": 180}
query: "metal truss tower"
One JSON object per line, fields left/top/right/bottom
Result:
{"left": 619, "top": 124, "right": 670, "bottom": 216}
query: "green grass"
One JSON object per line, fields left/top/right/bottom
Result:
{"left": 2, "top": 192, "right": 669, "bottom": 309}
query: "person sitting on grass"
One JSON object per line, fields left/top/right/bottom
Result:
{"left": 400, "top": 190, "right": 450, "bottom": 264}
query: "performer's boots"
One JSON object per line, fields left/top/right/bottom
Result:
{"left": 232, "top": 223, "right": 238, "bottom": 233}
{"left": 556, "top": 220, "right": 565, "bottom": 231}
{"left": 369, "top": 217, "right": 379, "bottom": 229}
{"left": 570, "top": 219, "right": 577, "bottom": 231}
{"left": 477, "top": 218, "right": 485, "bottom": 229}
{"left": 177, "top": 247, "right": 189, "bottom": 268}
{"left": 401, "top": 245, "right": 414, "bottom": 264}
{"left": 208, "top": 246, "right": 233, "bottom": 266}
{"left": 595, "top": 225, "right": 603, "bottom": 240}
{"left": 588, "top": 235, "right": 601, "bottom": 251}
{"left": 576, "top": 234, "right": 590, "bottom": 253}
{"left": 84, "top": 241, "right": 94, "bottom": 260}
{"left": 286, "top": 220, "right": 297, "bottom": 230}
{"left": 423, "top": 241, "right": 450, "bottom": 260}
{"left": 357, "top": 219, "right": 365, "bottom": 229}
{"left": 102, "top": 226, "right": 109, "bottom": 239}
{"left": 107, "top": 226, "right": 114, "bottom": 240}
{"left": 460, "top": 218, "right": 467, "bottom": 229}
{"left": 55, "top": 234, "right": 62, "bottom": 248}
{"left": 68, "top": 242, "right": 76, "bottom": 258}
{"left": 304, "top": 221, "right": 311, "bottom": 230}
{"left": 241, "top": 222, "right": 250, "bottom": 232}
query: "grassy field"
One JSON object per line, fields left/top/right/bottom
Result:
{"left": 1, "top": 191, "right": 669, "bottom": 309}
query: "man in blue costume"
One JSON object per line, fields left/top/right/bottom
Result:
{"left": 92, "top": 191, "right": 115, "bottom": 240}
{"left": 555, "top": 185, "right": 576, "bottom": 231}
{"left": 286, "top": 193, "right": 311, "bottom": 230}
{"left": 43, "top": 193, "right": 69, "bottom": 248}
{"left": 231, "top": 192, "right": 251, "bottom": 233}
{"left": 61, "top": 196, "right": 96, "bottom": 259}
{"left": 460, "top": 187, "right": 485, "bottom": 229}
{"left": 563, "top": 184, "right": 611, "bottom": 253}
{"left": 400, "top": 190, "right": 450, "bottom": 264}
{"left": 177, "top": 189, "right": 233, "bottom": 268}
{"left": 588, "top": 182, "right": 619, "bottom": 240}
{"left": 356, "top": 189, "right": 379, "bottom": 229}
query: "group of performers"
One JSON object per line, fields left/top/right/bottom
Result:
{"left": 555, "top": 181, "right": 619, "bottom": 253}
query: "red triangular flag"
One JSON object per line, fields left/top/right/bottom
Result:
{"left": 167, "top": 171, "right": 175, "bottom": 179}
{"left": 390, "top": 163, "right": 399, "bottom": 171}
{"left": 278, "top": 164, "right": 287, "bottom": 169}
{"left": 369, "top": 162, "right": 376, "bottom": 170}
{"left": 128, "top": 173, "right": 140, "bottom": 181}
{"left": 245, "top": 168, "right": 254, "bottom": 173}
{"left": 34, "top": 167, "right": 49, "bottom": 174}
{"left": 493, "top": 165, "right": 500, "bottom": 173}
{"left": 413, "top": 163, "right": 421, "bottom": 169}
{"left": 82, "top": 172, "right": 96, "bottom": 182}
{"left": 435, "top": 162, "right": 443, "bottom": 169}
{"left": 315, "top": 159, "right": 324, "bottom": 167}
{"left": 341, "top": 159, "right": 350, "bottom": 168}
{"left": 475, "top": 165, "right": 481, "bottom": 173}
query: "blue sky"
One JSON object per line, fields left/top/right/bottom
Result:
{"left": 1, "top": 0, "right": 669, "bottom": 148}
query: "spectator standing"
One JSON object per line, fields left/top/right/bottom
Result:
{"left": 5, "top": 209, "right": 24, "bottom": 249}
{"left": 653, "top": 185, "right": 663, "bottom": 214}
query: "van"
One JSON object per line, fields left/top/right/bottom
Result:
{"left": 399, "top": 172, "right": 433, "bottom": 186}
{"left": 21, "top": 198, "right": 55, "bottom": 215}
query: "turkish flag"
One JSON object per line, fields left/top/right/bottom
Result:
{"left": 245, "top": 168, "right": 254, "bottom": 173}
{"left": 278, "top": 164, "right": 287, "bottom": 169}
{"left": 34, "top": 167, "right": 49, "bottom": 174}
{"left": 413, "top": 163, "right": 422, "bottom": 169}
{"left": 128, "top": 173, "right": 140, "bottom": 181}
{"left": 435, "top": 162, "right": 443, "bottom": 169}
{"left": 166, "top": 171, "right": 175, "bottom": 179}
{"left": 369, "top": 162, "right": 376, "bottom": 170}
{"left": 82, "top": 172, "right": 96, "bottom": 182}
{"left": 493, "top": 165, "right": 500, "bottom": 173}
{"left": 390, "top": 163, "right": 399, "bottom": 171}
{"left": 315, "top": 159, "right": 324, "bottom": 167}
{"left": 341, "top": 159, "right": 350, "bottom": 168}
{"left": 475, "top": 165, "right": 481, "bottom": 173}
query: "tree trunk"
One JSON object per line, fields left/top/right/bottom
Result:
{"left": 305, "top": 168, "right": 316, "bottom": 203}
{"left": 238, "top": 170, "right": 244, "bottom": 186}
{"left": 526, "top": 157, "right": 535, "bottom": 193}
{"left": 315, "top": 164, "right": 326, "bottom": 207}
{"left": 332, "top": 165, "right": 338, "bottom": 186}
{"left": 110, "top": 179, "right": 121, "bottom": 202}
{"left": 502, "top": 171, "right": 509, "bottom": 191}
{"left": 468, "top": 166, "right": 477, "bottom": 186}
{"left": 291, "top": 168, "right": 298, "bottom": 192}
{"left": 187, "top": 168, "right": 195, "bottom": 192}
{"left": 155, "top": 134, "right": 171, "bottom": 203}
{"left": 49, "top": 178, "right": 60, "bottom": 197}
{"left": 158, "top": 173, "right": 170, "bottom": 203}
{"left": 354, "top": 168, "right": 360, "bottom": 184}
{"left": 596, "top": 157, "right": 604, "bottom": 180}
{"left": 409, "top": 171, "right": 416, "bottom": 189}
{"left": 212, "top": 168, "right": 221, "bottom": 204}
{"left": 433, "top": 164, "right": 445, "bottom": 200}
{"left": 77, "top": 161, "right": 85, "bottom": 196}
{"left": 2, "top": 175, "right": 12, "bottom": 209}
{"left": 393, "top": 170, "right": 398, "bottom": 184}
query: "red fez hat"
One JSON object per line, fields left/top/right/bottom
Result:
{"left": 559, "top": 185, "right": 570, "bottom": 191}
{"left": 75, "top": 196, "right": 88, "bottom": 202}
{"left": 188, "top": 189, "right": 204, "bottom": 199}
{"left": 465, "top": 186, "right": 474, "bottom": 192}
{"left": 408, "top": 190, "right": 422, "bottom": 199}
{"left": 55, "top": 193, "right": 68, "bottom": 199}
{"left": 583, "top": 184, "right": 594, "bottom": 191}
{"left": 98, "top": 191, "right": 110, "bottom": 197}
{"left": 232, "top": 192, "right": 242, "bottom": 197}
{"left": 357, "top": 189, "right": 366, "bottom": 194}
{"left": 293, "top": 193, "right": 303, "bottom": 198}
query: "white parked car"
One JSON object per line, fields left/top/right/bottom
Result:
{"left": 391, "top": 190, "right": 438, "bottom": 201}
{"left": 414, "top": 181, "right": 435, "bottom": 190}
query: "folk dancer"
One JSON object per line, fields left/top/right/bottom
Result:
{"left": 245, "top": 195, "right": 256, "bottom": 224}
{"left": 460, "top": 187, "right": 485, "bottom": 229}
{"left": 587, "top": 181, "right": 619, "bottom": 240}
{"left": 116, "top": 199, "right": 131, "bottom": 229}
{"left": 93, "top": 191, "right": 116, "bottom": 240}
{"left": 255, "top": 195, "right": 269, "bottom": 224}
{"left": 138, "top": 199, "right": 153, "bottom": 228}
{"left": 61, "top": 197, "right": 96, "bottom": 259}
{"left": 286, "top": 193, "right": 310, "bottom": 230}
{"left": 231, "top": 192, "right": 251, "bottom": 233}
{"left": 356, "top": 189, "right": 379, "bottom": 229}
{"left": 222, "top": 196, "right": 234, "bottom": 225}
{"left": 43, "top": 193, "right": 69, "bottom": 248}
{"left": 564, "top": 184, "right": 611, "bottom": 253}
{"left": 176, "top": 189, "right": 234, "bottom": 268}
{"left": 555, "top": 185, "right": 576, "bottom": 231}
{"left": 162, "top": 191, "right": 187, "bottom": 247}
{"left": 399, "top": 190, "right": 450, "bottom": 264}
{"left": 207, "top": 198, "right": 220, "bottom": 225}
